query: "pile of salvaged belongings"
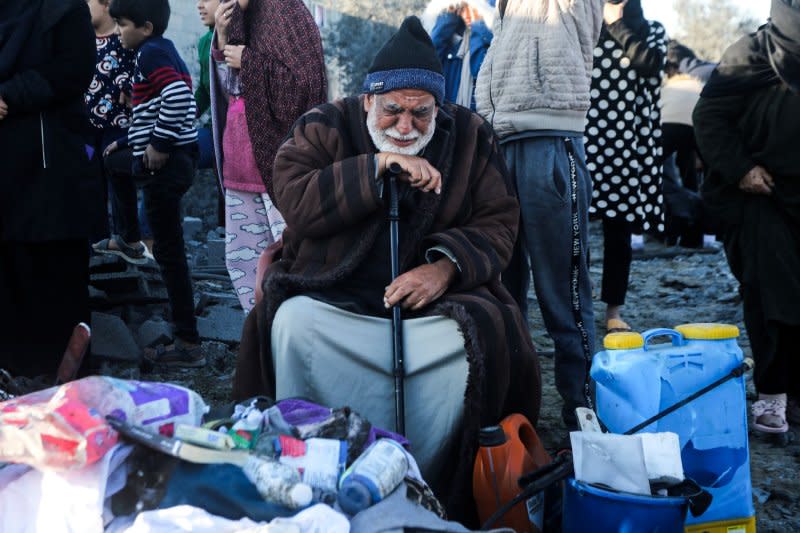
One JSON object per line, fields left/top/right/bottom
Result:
{"left": 0, "top": 376, "right": 511, "bottom": 532}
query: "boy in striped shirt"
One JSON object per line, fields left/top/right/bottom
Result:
{"left": 95, "top": 0, "right": 204, "bottom": 366}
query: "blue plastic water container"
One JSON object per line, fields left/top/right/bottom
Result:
{"left": 591, "top": 324, "right": 754, "bottom": 527}
{"left": 562, "top": 477, "right": 689, "bottom": 533}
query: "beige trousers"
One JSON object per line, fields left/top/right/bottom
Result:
{"left": 272, "top": 295, "right": 468, "bottom": 485}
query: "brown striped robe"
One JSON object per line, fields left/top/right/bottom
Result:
{"left": 235, "top": 95, "right": 541, "bottom": 524}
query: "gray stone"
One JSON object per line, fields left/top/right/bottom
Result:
{"left": 207, "top": 238, "right": 226, "bottom": 268}
{"left": 90, "top": 270, "right": 143, "bottom": 295}
{"left": 183, "top": 216, "right": 203, "bottom": 242}
{"left": 90, "top": 312, "right": 141, "bottom": 362}
{"left": 753, "top": 487, "right": 771, "bottom": 505}
{"left": 137, "top": 318, "right": 174, "bottom": 349}
{"left": 207, "top": 228, "right": 225, "bottom": 241}
{"left": 89, "top": 254, "right": 126, "bottom": 273}
{"left": 197, "top": 305, "right": 246, "bottom": 343}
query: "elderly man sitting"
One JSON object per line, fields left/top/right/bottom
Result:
{"left": 234, "top": 16, "right": 540, "bottom": 522}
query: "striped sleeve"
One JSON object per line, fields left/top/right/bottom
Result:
{"left": 134, "top": 47, "right": 197, "bottom": 153}
{"left": 273, "top": 109, "right": 384, "bottom": 240}
{"left": 150, "top": 78, "right": 197, "bottom": 152}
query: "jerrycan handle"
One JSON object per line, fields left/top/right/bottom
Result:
{"left": 642, "top": 328, "right": 686, "bottom": 351}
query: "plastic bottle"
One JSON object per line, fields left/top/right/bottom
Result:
{"left": 593, "top": 325, "right": 755, "bottom": 531}
{"left": 473, "top": 414, "right": 552, "bottom": 533}
{"left": 337, "top": 438, "right": 408, "bottom": 515}
{"left": 242, "top": 455, "right": 313, "bottom": 509}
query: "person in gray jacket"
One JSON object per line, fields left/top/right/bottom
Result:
{"left": 475, "top": 0, "right": 603, "bottom": 430}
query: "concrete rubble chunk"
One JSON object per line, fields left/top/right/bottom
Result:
{"left": 206, "top": 238, "right": 226, "bottom": 268}
{"left": 137, "top": 318, "right": 174, "bottom": 349}
{"left": 90, "top": 312, "right": 141, "bottom": 362}
{"left": 90, "top": 270, "right": 143, "bottom": 295}
{"left": 183, "top": 216, "right": 203, "bottom": 242}
{"left": 197, "top": 305, "right": 245, "bottom": 344}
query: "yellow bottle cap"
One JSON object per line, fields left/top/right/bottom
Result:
{"left": 674, "top": 323, "right": 740, "bottom": 340}
{"left": 603, "top": 331, "right": 645, "bottom": 350}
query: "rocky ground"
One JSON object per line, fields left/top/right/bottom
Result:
{"left": 531, "top": 225, "right": 800, "bottom": 532}
{"left": 4, "top": 169, "right": 797, "bottom": 529}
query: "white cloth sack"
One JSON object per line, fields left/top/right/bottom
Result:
{"left": 570, "top": 431, "right": 684, "bottom": 495}
{"left": 108, "top": 503, "right": 349, "bottom": 533}
{"left": 0, "top": 444, "right": 132, "bottom": 533}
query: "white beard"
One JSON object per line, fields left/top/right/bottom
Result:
{"left": 366, "top": 99, "right": 437, "bottom": 156}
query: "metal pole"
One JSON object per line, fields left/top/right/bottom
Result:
{"left": 387, "top": 162, "right": 405, "bottom": 435}
{"left": 623, "top": 358, "right": 753, "bottom": 435}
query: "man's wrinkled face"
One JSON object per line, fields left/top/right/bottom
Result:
{"left": 365, "top": 89, "right": 437, "bottom": 155}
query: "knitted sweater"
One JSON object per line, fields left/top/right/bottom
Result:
{"left": 195, "top": 30, "right": 213, "bottom": 123}
{"left": 120, "top": 37, "right": 197, "bottom": 156}
{"left": 475, "top": 0, "right": 604, "bottom": 137}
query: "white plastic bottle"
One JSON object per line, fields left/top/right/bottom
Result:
{"left": 242, "top": 455, "right": 313, "bottom": 509}
{"left": 337, "top": 438, "right": 408, "bottom": 515}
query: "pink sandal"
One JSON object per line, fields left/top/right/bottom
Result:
{"left": 751, "top": 395, "right": 789, "bottom": 434}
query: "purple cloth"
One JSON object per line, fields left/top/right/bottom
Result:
{"left": 275, "top": 398, "right": 410, "bottom": 448}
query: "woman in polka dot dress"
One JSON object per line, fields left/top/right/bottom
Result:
{"left": 585, "top": 0, "right": 667, "bottom": 332}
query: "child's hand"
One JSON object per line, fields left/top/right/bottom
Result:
{"left": 143, "top": 144, "right": 169, "bottom": 173}
{"left": 0, "top": 96, "right": 7, "bottom": 120}
{"left": 103, "top": 141, "right": 119, "bottom": 157}
{"left": 224, "top": 45, "right": 245, "bottom": 69}
{"left": 119, "top": 92, "right": 131, "bottom": 108}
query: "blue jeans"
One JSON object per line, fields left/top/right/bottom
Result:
{"left": 501, "top": 136, "right": 596, "bottom": 425}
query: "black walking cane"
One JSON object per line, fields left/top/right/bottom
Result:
{"left": 387, "top": 162, "right": 406, "bottom": 435}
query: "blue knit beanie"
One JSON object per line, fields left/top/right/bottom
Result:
{"left": 363, "top": 16, "right": 445, "bottom": 104}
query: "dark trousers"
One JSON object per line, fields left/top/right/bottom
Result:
{"left": 741, "top": 283, "right": 800, "bottom": 396}
{"left": 87, "top": 127, "right": 126, "bottom": 241}
{"left": 0, "top": 241, "right": 89, "bottom": 377}
{"left": 661, "top": 124, "right": 698, "bottom": 191}
{"left": 661, "top": 124, "right": 705, "bottom": 247}
{"left": 601, "top": 216, "right": 633, "bottom": 306}
{"left": 106, "top": 146, "right": 199, "bottom": 343}
{"left": 197, "top": 126, "right": 226, "bottom": 228}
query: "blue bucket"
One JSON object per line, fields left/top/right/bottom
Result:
{"left": 562, "top": 478, "right": 689, "bottom": 533}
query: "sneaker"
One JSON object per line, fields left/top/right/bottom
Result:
{"left": 143, "top": 342, "right": 206, "bottom": 368}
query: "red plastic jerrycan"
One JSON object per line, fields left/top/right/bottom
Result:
{"left": 473, "top": 414, "right": 552, "bottom": 533}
